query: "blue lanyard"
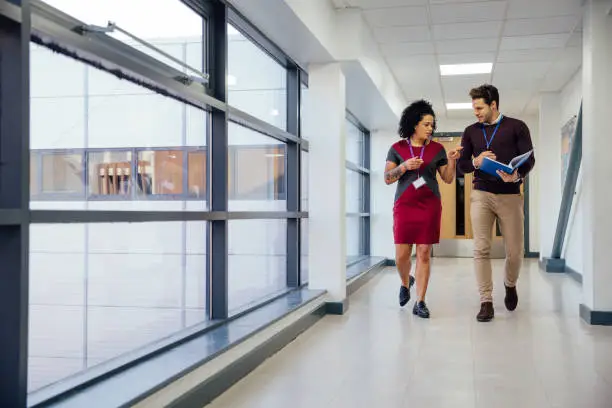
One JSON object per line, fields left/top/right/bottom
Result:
{"left": 482, "top": 115, "right": 503, "bottom": 149}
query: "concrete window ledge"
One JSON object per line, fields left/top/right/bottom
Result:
{"left": 32, "top": 257, "right": 386, "bottom": 408}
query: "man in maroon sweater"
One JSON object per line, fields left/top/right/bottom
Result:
{"left": 458, "top": 84, "right": 535, "bottom": 322}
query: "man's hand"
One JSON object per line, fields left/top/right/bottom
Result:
{"left": 497, "top": 169, "right": 520, "bottom": 183}
{"left": 474, "top": 151, "right": 496, "bottom": 168}
{"left": 447, "top": 146, "right": 463, "bottom": 161}
{"left": 403, "top": 157, "right": 424, "bottom": 170}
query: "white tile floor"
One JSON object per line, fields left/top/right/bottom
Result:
{"left": 205, "top": 258, "right": 612, "bottom": 408}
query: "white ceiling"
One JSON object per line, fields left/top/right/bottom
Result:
{"left": 333, "top": 0, "right": 583, "bottom": 119}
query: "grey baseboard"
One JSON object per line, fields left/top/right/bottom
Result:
{"left": 579, "top": 304, "right": 612, "bottom": 326}
{"left": 525, "top": 252, "right": 540, "bottom": 258}
{"left": 565, "top": 266, "right": 583, "bottom": 284}
{"left": 326, "top": 299, "right": 349, "bottom": 315}
{"left": 168, "top": 304, "right": 327, "bottom": 408}
{"left": 539, "top": 257, "right": 566, "bottom": 273}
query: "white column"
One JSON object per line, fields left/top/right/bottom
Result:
{"left": 581, "top": 0, "right": 612, "bottom": 319}
{"left": 537, "top": 93, "right": 562, "bottom": 260}
{"left": 304, "top": 63, "right": 348, "bottom": 311}
{"left": 370, "top": 129, "right": 398, "bottom": 260}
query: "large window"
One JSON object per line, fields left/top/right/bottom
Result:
{"left": 345, "top": 116, "right": 370, "bottom": 266}
{"left": 19, "top": 1, "right": 307, "bottom": 402}
{"left": 40, "top": 0, "right": 205, "bottom": 75}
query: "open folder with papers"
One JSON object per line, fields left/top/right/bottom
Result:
{"left": 479, "top": 150, "right": 533, "bottom": 178}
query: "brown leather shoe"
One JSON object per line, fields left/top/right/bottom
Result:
{"left": 504, "top": 284, "right": 518, "bottom": 311}
{"left": 477, "top": 302, "right": 494, "bottom": 322}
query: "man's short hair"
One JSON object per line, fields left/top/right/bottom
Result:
{"left": 469, "top": 84, "right": 499, "bottom": 108}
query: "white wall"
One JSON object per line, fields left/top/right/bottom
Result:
{"left": 559, "top": 69, "right": 583, "bottom": 273}
{"left": 370, "top": 130, "right": 397, "bottom": 259}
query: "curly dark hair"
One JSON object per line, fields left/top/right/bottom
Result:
{"left": 398, "top": 99, "right": 437, "bottom": 139}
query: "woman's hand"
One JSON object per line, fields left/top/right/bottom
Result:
{"left": 403, "top": 157, "right": 424, "bottom": 170}
{"left": 447, "top": 146, "right": 463, "bottom": 161}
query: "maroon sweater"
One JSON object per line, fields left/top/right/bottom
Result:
{"left": 458, "top": 115, "right": 535, "bottom": 194}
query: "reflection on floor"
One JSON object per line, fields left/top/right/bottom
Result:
{"left": 206, "top": 258, "right": 612, "bottom": 408}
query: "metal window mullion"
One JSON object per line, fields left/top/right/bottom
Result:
{"left": 286, "top": 67, "right": 299, "bottom": 287}
{"left": 0, "top": 2, "right": 30, "bottom": 406}
{"left": 207, "top": 1, "right": 228, "bottom": 320}
{"left": 364, "top": 130, "right": 371, "bottom": 256}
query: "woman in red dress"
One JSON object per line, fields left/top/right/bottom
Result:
{"left": 384, "top": 100, "right": 462, "bottom": 318}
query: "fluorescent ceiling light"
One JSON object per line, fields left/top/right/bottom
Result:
{"left": 440, "top": 63, "right": 492, "bottom": 76}
{"left": 446, "top": 103, "right": 473, "bottom": 110}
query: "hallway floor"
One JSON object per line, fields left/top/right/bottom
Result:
{"left": 205, "top": 258, "right": 612, "bottom": 408}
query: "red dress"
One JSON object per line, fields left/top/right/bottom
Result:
{"left": 386, "top": 140, "right": 448, "bottom": 245}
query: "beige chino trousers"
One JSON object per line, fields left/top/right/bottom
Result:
{"left": 471, "top": 189, "right": 524, "bottom": 303}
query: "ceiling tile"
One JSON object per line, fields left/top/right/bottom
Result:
{"left": 380, "top": 41, "right": 435, "bottom": 57}
{"left": 373, "top": 25, "right": 431, "bottom": 43}
{"left": 442, "top": 75, "right": 491, "bottom": 101}
{"left": 430, "top": 1, "right": 506, "bottom": 25}
{"left": 506, "top": 0, "right": 582, "bottom": 19}
{"left": 362, "top": 6, "right": 428, "bottom": 27}
{"left": 438, "top": 52, "right": 496, "bottom": 65}
{"left": 500, "top": 33, "right": 570, "bottom": 50}
{"left": 387, "top": 55, "right": 438, "bottom": 79}
{"left": 503, "top": 16, "right": 579, "bottom": 36}
{"left": 496, "top": 48, "right": 562, "bottom": 63}
{"left": 436, "top": 38, "right": 498, "bottom": 54}
{"left": 494, "top": 61, "right": 551, "bottom": 78}
{"left": 345, "top": 0, "right": 426, "bottom": 8}
{"left": 433, "top": 21, "right": 502, "bottom": 40}
{"left": 429, "top": 0, "right": 493, "bottom": 3}
{"left": 492, "top": 62, "right": 551, "bottom": 91}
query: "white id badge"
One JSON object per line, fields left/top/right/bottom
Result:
{"left": 413, "top": 177, "right": 426, "bottom": 189}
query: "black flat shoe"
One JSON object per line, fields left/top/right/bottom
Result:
{"left": 399, "top": 275, "right": 415, "bottom": 307}
{"left": 412, "top": 301, "right": 430, "bottom": 318}
{"left": 504, "top": 284, "right": 518, "bottom": 311}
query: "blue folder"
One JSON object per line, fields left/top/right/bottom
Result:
{"left": 479, "top": 150, "right": 533, "bottom": 179}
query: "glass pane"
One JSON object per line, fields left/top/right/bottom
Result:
{"left": 30, "top": 44, "right": 209, "bottom": 210}
{"left": 228, "top": 122, "right": 286, "bottom": 211}
{"left": 301, "top": 219, "right": 308, "bottom": 284}
{"left": 187, "top": 150, "right": 207, "bottom": 199}
{"left": 301, "top": 151, "right": 308, "bottom": 211}
{"left": 28, "top": 221, "right": 207, "bottom": 392}
{"left": 30, "top": 153, "right": 39, "bottom": 196}
{"left": 228, "top": 24, "right": 287, "bottom": 130}
{"left": 88, "top": 151, "right": 132, "bottom": 196}
{"left": 40, "top": 0, "right": 204, "bottom": 74}
{"left": 228, "top": 219, "right": 288, "bottom": 313}
{"left": 137, "top": 150, "right": 184, "bottom": 196}
{"left": 346, "top": 169, "right": 363, "bottom": 214}
{"left": 346, "top": 119, "right": 364, "bottom": 166}
{"left": 41, "top": 153, "right": 85, "bottom": 194}
{"left": 346, "top": 217, "right": 361, "bottom": 264}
